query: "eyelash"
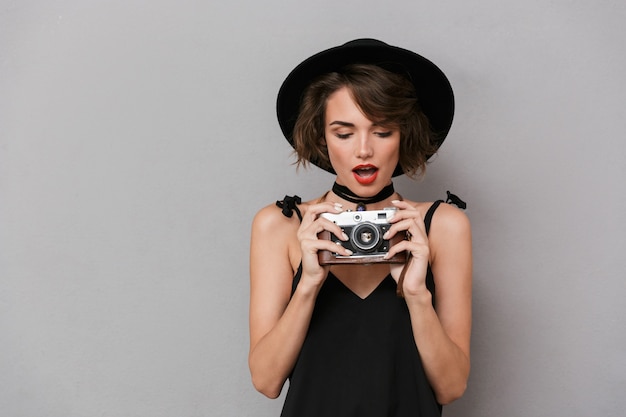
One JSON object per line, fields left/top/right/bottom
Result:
{"left": 334, "top": 131, "right": 393, "bottom": 139}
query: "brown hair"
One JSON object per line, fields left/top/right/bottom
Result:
{"left": 292, "top": 64, "right": 438, "bottom": 178}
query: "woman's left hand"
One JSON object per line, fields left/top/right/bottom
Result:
{"left": 384, "top": 200, "right": 431, "bottom": 297}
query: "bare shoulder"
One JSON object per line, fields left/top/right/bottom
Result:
{"left": 252, "top": 202, "right": 299, "bottom": 236}
{"left": 251, "top": 197, "right": 318, "bottom": 271}
{"left": 404, "top": 199, "right": 471, "bottom": 254}
{"left": 251, "top": 197, "right": 317, "bottom": 235}
{"left": 429, "top": 202, "right": 471, "bottom": 237}
{"left": 421, "top": 201, "right": 472, "bottom": 266}
{"left": 250, "top": 203, "right": 300, "bottom": 309}
{"left": 406, "top": 199, "right": 470, "bottom": 232}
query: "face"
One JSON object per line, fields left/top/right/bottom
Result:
{"left": 324, "top": 87, "right": 400, "bottom": 196}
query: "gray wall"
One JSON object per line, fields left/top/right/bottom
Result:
{"left": 1, "top": 1, "right": 624, "bottom": 416}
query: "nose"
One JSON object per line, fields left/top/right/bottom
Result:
{"left": 355, "top": 134, "right": 373, "bottom": 159}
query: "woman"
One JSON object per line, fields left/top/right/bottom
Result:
{"left": 249, "top": 39, "right": 472, "bottom": 417}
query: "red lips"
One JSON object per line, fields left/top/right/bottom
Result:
{"left": 352, "top": 164, "right": 379, "bottom": 185}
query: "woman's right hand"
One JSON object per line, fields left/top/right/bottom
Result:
{"left": 297, "top": 202, "right": 351, "bottom": 288}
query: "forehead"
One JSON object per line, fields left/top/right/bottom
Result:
{"left": 324, "top": 87, "right": 369, "bottom": 124}
{"left": 324, "top": 86, "right": 397, "bottom": 129}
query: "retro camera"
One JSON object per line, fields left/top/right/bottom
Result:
{"left": 317, "top": 208, "right": 407, "bottom": 265}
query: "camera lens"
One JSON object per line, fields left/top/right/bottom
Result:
{"left": 350, "top": 222, "right": 380, "bottom": 252}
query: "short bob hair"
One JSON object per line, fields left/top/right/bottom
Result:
{"left": 292, "top": 64, "right": 438, "bottom": 178}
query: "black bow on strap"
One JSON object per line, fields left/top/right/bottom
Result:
{"left": 276, "top": 195, "right": 303, "bottom": 221}
{"left": 445, "top": 191, "right": 467, "bottom": 209}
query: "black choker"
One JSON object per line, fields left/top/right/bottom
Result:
{"left": 332, "top": 182, "right": 395, "bottom": 211}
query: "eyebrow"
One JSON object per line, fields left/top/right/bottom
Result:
{"left": 328, "top": 120, "right": 387, "bottom": 128}
{"left": 328, "top": 121, "right": 355, "bottom": 127}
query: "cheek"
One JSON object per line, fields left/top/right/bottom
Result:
{"left": 385, "top": 139, "right": 401, "bottom": 161}
{"left": 326, "top": 141, "right": 347, "bottom": 161}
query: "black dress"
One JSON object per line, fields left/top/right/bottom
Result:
{"left": 278, "top": 198, "right": 444, "bottom": 417}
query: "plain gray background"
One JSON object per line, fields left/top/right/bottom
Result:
{"left": 1, "top": 0, "right": 625, "bottom": 416}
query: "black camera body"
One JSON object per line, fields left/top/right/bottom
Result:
{"left": 318, "top": 208, "right": 406, "bottom": 265}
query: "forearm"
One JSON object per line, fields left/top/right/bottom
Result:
{"left": 249, "top": 281, "right": 319, "bottom": 398}
{"left": 406, "top": 291, "right": 470, "bottom": 405}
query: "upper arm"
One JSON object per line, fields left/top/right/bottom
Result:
{"left": 249, "top": 204, "right": 299, "bottom": 353}
{"left": 429, "top": 204, "right": 473, "bottom": 357}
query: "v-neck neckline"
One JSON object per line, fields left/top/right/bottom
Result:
{"left": 328, "top": 271, "right": 393, "bottom": 301}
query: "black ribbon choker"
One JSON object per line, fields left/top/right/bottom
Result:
{"left": 331, "top": 182, "right": 395, "bottom": 211}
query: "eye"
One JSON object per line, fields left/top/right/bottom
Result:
{"left": 375, "top": 131, "right": 393, "bottom": 138}
{"left": 335, "top": 132, "right": 352, "bottom": 139}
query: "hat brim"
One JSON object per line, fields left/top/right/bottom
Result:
{"left": 276, "top": 39, "right": 455, "bottom": 177}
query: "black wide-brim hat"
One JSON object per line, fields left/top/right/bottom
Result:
{"left": 276, "top": 38, "right": 455, "bottom": 177}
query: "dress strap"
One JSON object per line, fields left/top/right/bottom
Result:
{"left": 292, "top": 263, "right": 303, "bottom": 295}
{"left": 276, "top": 195, "right": 303, "bottom": 222}
{"left": 424, "top": 191, "right": 467, "bottom": 235}
{"left": 424, "top": 200, "right": 443, "bottom": 236}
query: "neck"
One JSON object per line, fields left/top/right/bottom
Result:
{"left": 330, "top": 182, "right": 396, "bottom": 211}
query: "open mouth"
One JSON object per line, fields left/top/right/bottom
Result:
{"left": 352, "top": 165, "right": 378, "bottom": 184}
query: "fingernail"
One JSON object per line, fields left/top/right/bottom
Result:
{"left": 342, "top": 232, "right": 349, "bottom": 241}
{"left": 383, "top": 231, "right": 390, "bottom": 239}
{"left": 334, "top": 203, "right": 343, "bottom": 211}
{"left": 345, "top": 249, "right": 353, "bottom": 255}
{"left": 391, "top": 200, "right": 400, "bottom": 204}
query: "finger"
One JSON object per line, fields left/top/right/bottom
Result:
{"left": 389, "top": 201, "right": 423, "bottom": 222}
{"left": 384, "top": 238, "right": 429, "bottom": 261}
{"left": 302, "top": 238, "right": 353, "bottom": 257}
{"left": 310, "top": 217, "right": 349, "bottom": 242}
{"left": 383, "top": 218, "right": 426, "bottom": 242}
{"left": 390, "top": 199, "right": 418, "bottom": 211}
{"left": 306, "top": 202, "right": 344, "bottom": 220}
{"left": 299, "top": 202, "right": 345, "bottom": 237}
